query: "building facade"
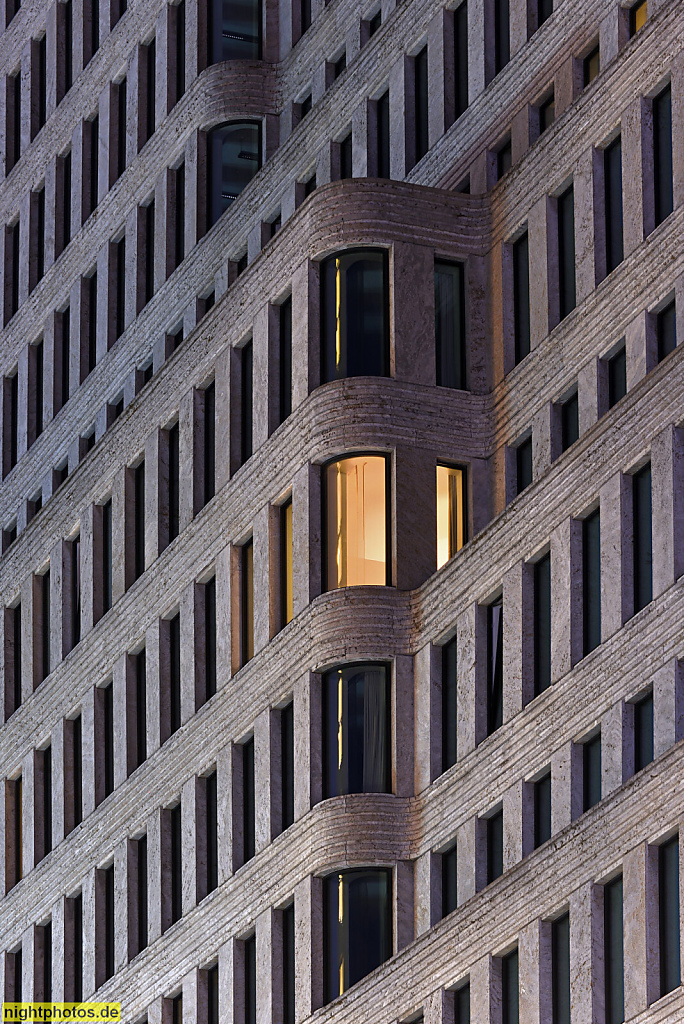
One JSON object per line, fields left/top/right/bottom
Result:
{"left": 0, "top": 0, "right": 683, "bottom": 1019}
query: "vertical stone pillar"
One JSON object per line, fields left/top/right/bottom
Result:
{"left": 653, "top": 659, "right": 684, "bottom": 758}
{"left": 652, "top": 424, "right": 684, "bottom": 597}
{"left": 294, "top": 875, "right": 323, "bottom": 1021}
{"left": 551, "top": 740, "right": 582, "bottom": 833}
{"left": 518, "top": 918, "right": 551, "bottom": 1024}
{"left": 181, "top": 776, "right": 199, "bottom": 915}
{"left": 414, "top": 642, "right": 441, "bottom": 793}
{"left": 600, "top": 471, "right": 631, "bottom": 639}
{"left": 527, "top": 195, "right": 551, "bottom": 348}
{"left": 569, "top": 882, "right": 603, "bottom": 1024}
{"left": 623, "top": 842, "right": 660, "bottom": 1017}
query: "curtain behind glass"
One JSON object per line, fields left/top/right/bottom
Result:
{"left": 323, "top": 869, "right": 392, "bottom": 1002}
{"left": 323, "top": 664, "right": 389, "bottom": 798}
{"left": 325, "top": 455, "right": 387, "bottom": 589}
{"left": 208, "top": 123, "right": 261, "bottom": 227}
{"left": 321, "top": 250, "right": 388, "bottom": 382}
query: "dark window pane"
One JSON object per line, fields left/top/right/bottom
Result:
{"left": 494, "top": 0, "right": 510, "bottom": 73}
{"left": 538, "top": 0, "right": 552, "bottom": 26}
{"left": 502, "top": 949, "right": 518, "bottom": 1024}
{"left": 243, "top": 737, "right": 255, "bottom": 862}
{"left": 558, "top": 186, "right": 576, "bottom": 318}
{"left": 323, "top": 868, "right": 392, "bottom": 1001}
{"left": 204, "top": 382, "right": 216, "bottom": 504}
{"left": 245, "top": 933, "right": 256, "bottom": 1024}
{"left": 534, "top": 554, "right": 551, "bottom": 695}
{"left": 104, "top": 865, "right": 114, "bottom": 980}
{"left": 241, "top": 341, "right": 253, "bottom": 463}
{"left": 279, "top": 298, "right": 292, "bottom": 424}
{"left": 442, "top": 845, "right": 457, "bottom": 917}
{"left": 377, "top": 91, "right": 390, "bottom": 178}
{"left": 323, "top": 664, "right": 390, "bottom": 797}
{"left": 207, "top": 965, "right": 218, "bottom": 1024}
{"left": 561, "top": 391, "right": 578, "bottom": 451}
{"left": 415, "top": 46, "right": 428, "bottom": 162}
{"left": 205, "top": 578, "right": 217, "bottom": 701}
{"left": 487, "top": 600, "right": 503, "bottom": 735}
{"left": 552, "top": 913, "right": 570, "bottom": 1024}
{"left": 659, "top": 836, "right": 680, "bottom": 996}
{"left": 283, "top": 903, "right": 295, "bottom": 1024}
{"left": 604, "top": 876, "right": 624, "bottom": 1024}
{"left": 135, "top": 651, "right": 146, "bottom": 769}
{"left": 657, "top": 300, "right": 676, "bottom": 362}
{"left": 516, "top": 437, "right": 532, "bottom": 494}
{"left": 171, "top": 803, "right": 182, "bottom": 923}
{"left": 322, "top": 250, "right": 389, "bottom": 382}
{"left": 604, "top": 137, "right": 623, "bottom": 274}
{"left": 137, "top": 835, "right": 148, "bottom": 953}
{"left": 633, "top": 464, "right": 652, "bottom": 613}
{"left": 454, "top": 983, "right": 470, "bottom": 1024}
{"left": 497, "top": 140, "right": 511, "bottom": 179}
{"left": 513, "top": 232, "right": 530, "bottom": 363}
{"left": 608, "top": 346, "right": 626, "bottom": 408}
{"left": 582, "top": 510, "right": 601, "bottom": 656}
{"left": 435, "top": 261, "right": 466, "bottom": 389}
{"left": 534, "top": 772, "right": 551, "bottom": 848}
{"left": 454, "top": 2, "right": 468, "bottom": 117}
{"left": 73, "top": 716, "right": 82, "bottom": 827}
{"left": 442, "top": 636, "right": 458, "bottom": 772}
{"left": 169, "top": 614, "right": 181, "bottom": 735}
{"left": 634, "top": 691, "right": 654, "bottom": 772}
{"left": 654, "top": 85, "right": 673, "bottom": 226}
{"left": 206, "top": 771, "right": 218, "bottom": 893}
{"left": 281, "top": 702, "right": 294, "bottom": 830}
{"left": 134, "top": 461, "right": 145, "bottom": 580}
{"left": 584, "top": 46, "right": 599, "bottom": 86}
{"left": 208, "top": 0, "right": 261, "bottom": 61}
{"left": 103, "top": 682, "right": 114, "bottom": 797}
{"left": 208, "top": 123, "right": 261, "bottom": 227}
{"left": 487, "top": 810, "right": 503, "bottom": 883}
{"left": 168, "top": 422, "right": 180, "bottom": 542}
{"left": 583, "top": 733, "right": 601, "bottom": 811}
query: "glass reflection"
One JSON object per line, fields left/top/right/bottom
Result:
{"left": 208, "top": 122, "right": 261, "bottom": 228}
{"left": 325, "top": 455, "right": 387, "bottom": 589}
{"left": 321, "top": 250, "right": 388, "bottom": 382}
{"left": 323, "top": 868, "right": 392, "bottom": 1002}
{"left": 436, "top": 464, "right": 466, "bottom": 568}
{"left": 323, "top": 664, "right": 390, "bottom": 798}
{"left": 208, "top": 0, "right": 261, "bottom": 62}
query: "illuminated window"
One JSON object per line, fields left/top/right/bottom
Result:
{"left": 281, "top": 499, "right": 293, "bottom": 627}
{"left": 321, "top": 249, "right": 389, "bottom": 382}
{"left": 208, "top": 123, "right": 261, "bottom": 228}
{"left": 323, "top": 868, "right": 392, "bottom": 1001}
{"left": 436, "top": 464, "right": 466, "bottom": 569}
{"left": 325, "top": 455, "right": 388, "bottom": 589}
{"left": 583, "top": 45, "right": 599, "bottom": 86}
{"left": 323, "top": 663, "right": 390, "bottom": 797}
{"left": 630, "top": 0, "right": 646, "bottom": 35}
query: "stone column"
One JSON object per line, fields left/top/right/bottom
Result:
{"left": 653, "top": 659, "right": 684, "bottom": 759}
{"left": 414, "top": 642, "right": 441, "bottom": 793}
{"left": 294, "top": 875, "right": 323, "bottom": 1020}
{"left": 623, "top": 842, "right": 660, "bottom": 1016}
{"left": 600, "top": 471, "right": 631, "bottom": 639}
{"left": 569, "top": 882, "right": 603, "bottom": 1023}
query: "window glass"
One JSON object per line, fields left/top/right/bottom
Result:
{"left": 582, "top": 509, "right": 601, "bottom": 656}
{"left": 533, "top": 554, "right": 551, "bottom": 695}
{"left": 630, "top": 0, "right": 646, "bottom": 35}
{"left": 323, "top": 868, "right": 392, "bottom": 1001}
{"left": 281, "top": 499, "right": 293, "bottom": 626}
{"left": 437, "top": 464, "right": 466, "bottom": 568}
{"left": 634, "top": 691, "right": 654, "bottom": 771}
{"left": 442, "top": 845, "right": 457, "bottom": 917}
{"left": 516, "top": 437, "right": 532, "bottom": 494}
{"left": 454, "top": 982, "right": 470, "bottom": 1023}
{"left": 654, "top": 85, "right": 673, "bottom": 225}
{"left": 633, "top": 464, "right": 652, "bottom": 613}
{"left": 533, "top": 772, "right": 551, "bottom": 848}
{"left": 608, "top": 346, "right": 626, "bottom": 407}
{"left": 552, "top": 913, "right": 570, "bottom": 1024}
{"left": 604, "top": 876, "right": 624, "bottom": 1024}
{"left": 583, "top": 733, "right": 601, "bottom": 811}
{"left": 584, "top": 46, "right": 599, "bottom": 86}
{"left": 442, "top": 636, "right": 458, "bottom": 772}
{"left": 659, "top": 836, "right": 681, "bottom": 996}
{"left": 487, "top": 810, "right": 503, "bottom": 882}
{"left": 323, "top": 663, "right": 390, "bottom": 797}
{"left": 501, "top": 948, "right": 518, "bottom": 1024}
{"left": 325, "top": 455, "right": 388, "bottom": 589}
{"left": 208, "top": 0, "right": 261, "bottom": 61}
{"left": 657, "top": 300, "right": 676, "bottom": 362}
{"left": 487, "top": 599, "right": 503, "bottom": 735}
{"left": 321, "top": 250, "right": 388, "bottom": 382}
{"left": 435, "top": 261, "right": 466, "bottom": 389}
{"left": 208, "top": 123, "right": 261, "bottom": 227}
{"left": 513, "top": 232, "right": 530, "bottom": 364}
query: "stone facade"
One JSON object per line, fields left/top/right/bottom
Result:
{"left": 0, "top": 0, "right": 683, "bottom": 1020}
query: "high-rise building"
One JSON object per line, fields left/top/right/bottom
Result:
{"left": 0, "top": 0, "right": 682, "bottom": 1021}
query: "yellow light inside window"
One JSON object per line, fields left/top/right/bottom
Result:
{"left": 326, "top": 455, "right": 387, "bottom": 589}
{"left": 632, "top": 0, "right": 647, "bottom": 32}
{"left": 436, "top": 464, "right": 465, "bottom": 569}
{"left": 243, "top": 541, "right": 254, "bottom": 663}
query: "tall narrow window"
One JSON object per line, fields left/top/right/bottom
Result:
{"left": 454, "top": 982, "right": 470, "bottom": 1024}
{"left": 86, "top": 272, "right": 98, "bottom": 375}
{"left": 324, "top": 454, "right": 388, "bottom": 589}
{"left": 414, "top": 46, "right": 428, "bottom": 163}
{"left": 487, "top": 809, "right": 503, "bottom": 883}
{"left": 103, "top": 681, "right": 114, "bottom": 798}
{"left": 67, "top": 535, "right": 80, "bottom": 651}
{"left": 582, "top": 509, "right": 601, "bottom": 656}
{"left": 207, "top": 123, "right": 261, "bottom": 227}
{"left": 169, "top": 613, "right": 181, "bottom": 736}
{"left": 175, "top": 1, "right": 186, "bottom": 104}
{"left": 35, "top": 187, "right": 46, "bottom": 285}
{"left": 203, "top": 382, "right": 215, "bottom": 505}
{"left": 442, "top": 635, "right": 458, "bottom": 772}
{"left": 89, "top": 0, "right": 100, "bottom": 60}
{"left": 281, "top": 499, "right": 293, "bottom": 627}
{"left": 242, "top": 736, "right": 255, "bottom": 863}
{"left": 552, "top": 912, "right": 570, "bottom": 1024}
{"left": 376, "top": 91, "right": 390, "bottom": 178}
{"left": 436, "top": 464, "right": 466, "bottom": 569}
{"left": 300, "top": 0, "right": 311, "bottom": 35}
{"left": 533, "top": 553, "right": 551, "bottom": 695}
{"left": 39, "top": 745, "right": 52, "bottom": 859}
{"left": 604, "top": 876, "right": 624, "bottom": 1024}
{"left": 323, "top": 664, "right": 390, "bottom": 797}
{"left": 88, "top": 117, "right": 99, "bottom": 217}
{"left": 339, "top": 134, "right": 353, "bottom": 179}
{"left": 533, "top": 771, "right": 551, "bottom": 848}
{"left": 494, "top": 0, "right": 510, "bottom": 74}
{"left": 136, "top": 835, "right": 148, "bottom": 953}
{"left": 513, "top": 231, "right": 530, "bottom": 363}
{"left": 454, "top": 1, "right": 468, "bottom": 117}
{"left": 39, "top": 921, "right": 52, "bottom": 1001}
{"left": 604, "top": 136, "right": 623, "bottom": 274}
{"left": 629, "top": 0, "right": 646, "bottom": 34}
{"left": 321, "top": 250, "right": 389, "bottom": 382}
{"left": 283, "top": 903, "right": 295, "bottom": 1024}
{"left": 39, "top": 568, "right": 51, "bottom": 682}
{"left": 497, "top": 140, "right": 512, "bottom": 180}
{"left": 115, "top": 236, "right": 126, "bottom": 340}
{"left": 168, "top": 422, "right": 180, "bottom": 542}
{"left": 102, "top": 499, "right": 112, "bottom": 614}
{"left": 104, "top": 863, "right": 114, "bottom": 981}
{"left": 435, "top": 261, "right": 466, "bottom": 389}
{"left": 174, "top": 164, "right": 185, "bottom": 270}
{"left": 536, "top": 0, "right": 552, "bottom": 27}
{"left": 134, "top": 650, "right": 147, "bottom": 769}
{"left": 6, "top": 775, "right": 22, "bottom": 889}
{"left": 36, "top": 35, "right": 47, "bottom": 134}
{"left": 63, "top": 0, "right": 73, "bottom": 94}
{"left": 56, "top": 308, "right": 71, "bottom": 413}
{"left": 208, "top": 0, "right": 261, "bottom": 61}
{"left": 656, "top": 300, "right": 676, "bottom": 362}
{"left": 281, "top": 702, "right": 294, "bottom": 831}
{"left": 560, "top": 390, "right": 578, "bottom": 452}
{"left": 558, "top": 185, "right": 576, "bottom": 319}
{"left": 144, "top": 39, "right": 156, "bottom": 144}
{"left": 206, "top": 771, "right": 218, "bottom": 893}
{"left": 3, "top": 372, "right": 19, "bottom": 475}
{"left": 653, "top": 85, "right": 673, "bottom": 226}
{"left": 279, "top": 297, "right": 292, "bottom": 424}
{"left": 116, "top": 79, "right": 127, "bottom": 180}
{"left": 634, "top": 690, "right": 654, "bottom": 772}
{"left": 633, "top": 463, "right": 652, "bottom": 613}
{"left": 29, "top": 340, "right": 44, "bottom": 446}
{"left": 659, "top": 835, "right": 680, "bottom": 996}
{"left": 171, "top": 802, "right": 182, "bottom": 923}
{"left": 487, "top": 598, "right": 503, "bottom": 735}
{"left": 207, "top": 965, "right": 219, "bottom": 1024}
{"left": 244, "top": 933, "right": 257, "bottom": 1024}
{"left": 241, "top": 341, "right": 253, "bottom": 465}
{"left": 72, "top": 715, "right": 82, "bottom": 828}
{"left": 6, "top": 220, "right": 20, "bottom": 323}
{"left": 4, "top": 602, "right": 22, "bottom": 719}
{"left": 323, "top": 869, "right": 392, "bottom": 1001}
{"left": 501, "top": 948, "right": 518, "bottom": 1024}
{"left": 584, "top": 45, "right": 600, "bottom": 87}
{"left": 7, "top": 72, "right": 21, "bottom": 172}
{"left": 608, "top": 345, "right": 626, "bottom": 408}
{"left": 583, "top": 732, "right": 601, "bottom": 811}
{"left": 144, "top": 201, "right": 155, "bottom": 305}
{"left": 71, "top": 892, "right": 83, "bottom": 1000}
{"left": 442, "top": 844, "right": 457, "bottom": 917}
{"left": 240, "top": 540, "right": 254, "bottom": 665}
{"left": 204, "top": 578, "right": 217, "bottom": 701}
{"left": 134, "top": 461, "right": 145, "bottom": 581}
{"left": 171, "top": 994, "right": 182, "bottom": 1024}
